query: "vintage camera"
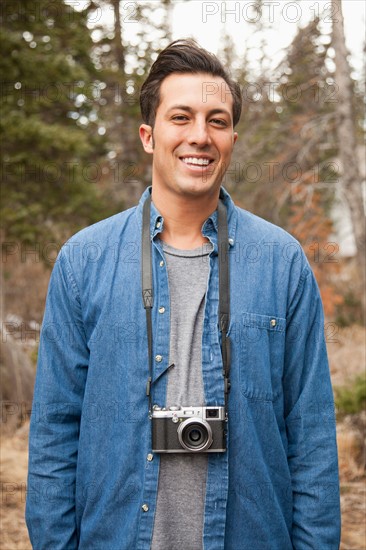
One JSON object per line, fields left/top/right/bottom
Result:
{"left": 151, "top": 405, "right": 227, "bottom": 453}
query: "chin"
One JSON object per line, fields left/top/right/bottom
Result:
{"left": 177, "top": 179, "right": 217, "bottom": 196}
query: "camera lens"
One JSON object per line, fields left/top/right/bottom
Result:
{"left": 177, "top": 418, "right": 213, "bottom": 452}
{"left": 186, "top": 425, "right": 206, "bottom": 447}
{"left": 189, "top": 429, "right": 201, "bottom": 442}
{"left": 183, "top": 423, "right": 207, "bottom": 449}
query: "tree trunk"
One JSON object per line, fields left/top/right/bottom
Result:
{"left": 112, "top": 0, "right": 125, "bottom": 72}
{"left": 332, "top": 0, "right": 365, "bottom": 314}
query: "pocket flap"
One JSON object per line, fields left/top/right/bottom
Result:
{"left": 241, "top": 313, "right": 286, "bottom": 333}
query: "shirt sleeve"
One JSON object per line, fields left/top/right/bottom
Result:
{"left": 25, "top": 249, "right": 88, "bottom": 549}
{"left": 283, "top": 261, "right": 341, "bottom": 549}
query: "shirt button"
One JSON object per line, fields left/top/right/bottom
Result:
{"left": 158, "top": 306, "right": 165, "bottom": 314}
{"left": 147, "top": 453, "right": 154, "bottom": 462}
{"left": 159, "top": 260, "right": 164, "bottom": 267}
{"left": 270, "top": 319, "right": 276, "bottom": 327}
{"left": 228, "top": 238, "right": 234, "bottom": 246}
{"left": 156, "top": 221, "right": 161, "bottom": 228}
{"left": 141, "top": 503, "right": 149, "bottom": 512}
{"left": 155, "top": 354, "right": 163, "bottom": 362}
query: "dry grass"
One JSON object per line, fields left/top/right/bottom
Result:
{"left": 1, "top": 423, "right": 31, "bottom": 550}
{"left": 327, "top": 324, "right": 366, "bottom": 386}
{"left": 340, "top": 482, "right": 366, "bottom": 550}
{"left": 2, "top": 250, "right": 51, "bottom": 326}
{"left": 337, "top": 415, "right": 365, "bottom": 482}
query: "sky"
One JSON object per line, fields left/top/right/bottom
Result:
{"left": 169, "top": 0, "right": 365, "bottom": 75}
{"left": 71, "top": 0, "right": 365, "bottom": 76}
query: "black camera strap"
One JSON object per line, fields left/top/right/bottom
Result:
{"left": 141, "top": 194, "right": 231, "bottom": 418}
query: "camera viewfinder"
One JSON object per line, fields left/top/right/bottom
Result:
{"left": 206, "top": 408, "right": 219, "bottom": 418}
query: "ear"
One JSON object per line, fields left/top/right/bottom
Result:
{"left": 233, "top": 132, "right": 238, "bottom": 146}
{"left": 139, "top": 124, "right": 154, "bottom": 154}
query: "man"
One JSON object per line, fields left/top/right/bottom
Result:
{"left": 26, "top": 40, "right": 341, "bottom": 549}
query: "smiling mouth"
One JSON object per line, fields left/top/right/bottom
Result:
{"left": 179, "top": 157, "right": 215, "bottom": 167}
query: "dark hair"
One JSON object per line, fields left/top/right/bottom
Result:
{"left": 140, "top": 39, "right": 242, "bottom": 128}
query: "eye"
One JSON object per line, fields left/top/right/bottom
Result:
{"left": 172, "top": 115, "right": 189, "bottom": 122}
{"left": 210, "top": 119, "right": 228, "bottom": 127}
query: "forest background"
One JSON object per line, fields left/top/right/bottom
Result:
{"left": 0, "top": 0, "right": 365, "bottom": 548}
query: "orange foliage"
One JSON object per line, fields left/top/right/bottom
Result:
{"left": 289, "top": 189, "right": 343, "bottom": 318}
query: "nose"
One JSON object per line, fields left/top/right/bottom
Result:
{"left": 187, "top": 119, "right": 212, "bottom": 147}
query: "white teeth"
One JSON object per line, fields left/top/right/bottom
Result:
{"left": 181, "top": 157, "right": 210, "bottom": 166}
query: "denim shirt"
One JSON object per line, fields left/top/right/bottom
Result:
{"left": 26, "top": 186, "right": 341, "bottom": 550}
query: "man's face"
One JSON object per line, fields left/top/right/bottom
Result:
{"left": 139, "top": 72, "right": 238, "bottom": 200}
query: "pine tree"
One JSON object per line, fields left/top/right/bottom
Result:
{"left": 0, "top": 0, "right": 115, "bottom": 244}
{"left": 88, "top": 0, "right": 173, "bottom": 207}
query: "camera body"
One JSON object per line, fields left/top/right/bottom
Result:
{"left": 151, "top": 405, "right": 227, "bottom": 453}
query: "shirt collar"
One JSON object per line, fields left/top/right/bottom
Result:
{"left": 135, "top": 185, "right": 237, "bottom": 247}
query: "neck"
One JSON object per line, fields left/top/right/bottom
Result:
{"left": 151, "top": 186, "right": 219, "bottom": 249}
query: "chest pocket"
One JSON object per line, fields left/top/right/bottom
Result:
{"left": 239, "top": 312, "right": 286, "bottom": 401}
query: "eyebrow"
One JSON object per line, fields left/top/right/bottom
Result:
{"left": 166, "top": 105, "right": 231, "bottom": 118}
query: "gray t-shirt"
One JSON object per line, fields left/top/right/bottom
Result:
{"left": 150, "top": 240, "right": 213, "bottom": 550}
